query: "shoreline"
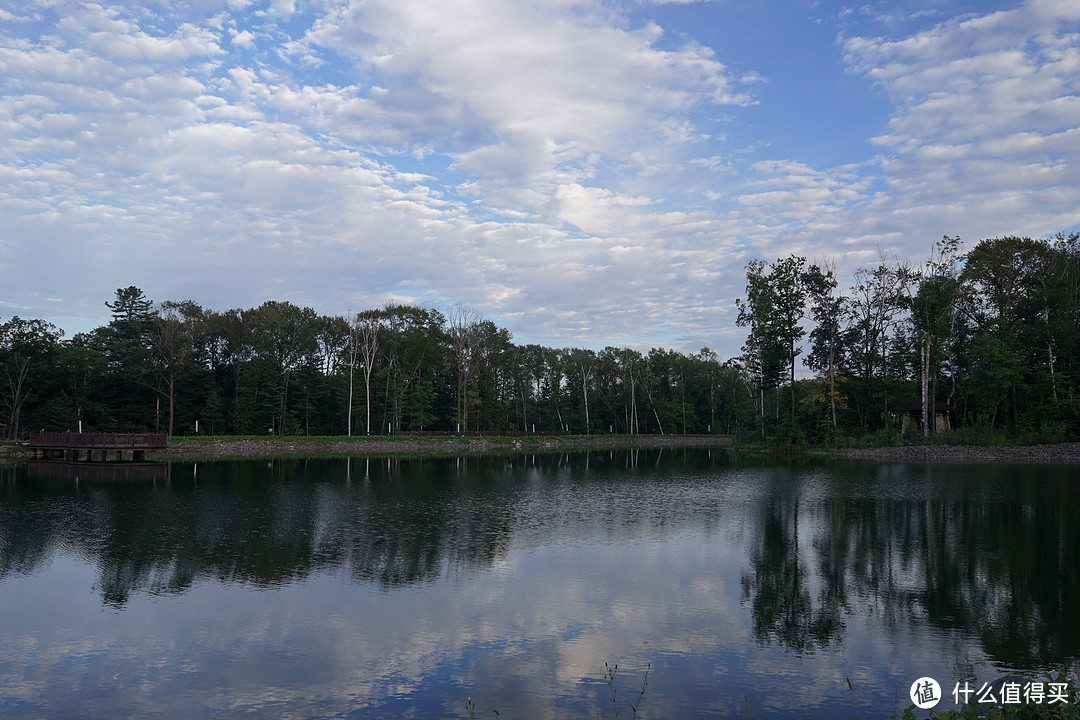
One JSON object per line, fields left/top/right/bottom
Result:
{"left": 822, "top": 441, "right": 1080, "bottom": 464}
{"left": 146, "top": 433, "right": 733, "bottom": 461}
{"left": 4, "top": 435, "right": 1080, "bottom": 464}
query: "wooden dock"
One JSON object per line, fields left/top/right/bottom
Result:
{"left": 27, "top": 432, "right": 167, "bottom": 462}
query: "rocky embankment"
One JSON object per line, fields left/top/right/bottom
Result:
{"left": 835, "top": 442, "right": 1080, "bottom": 464}
{"left": 141, "top": 438, "right": 1080, "bottom": 463}
{"left": 143, "top": 434, "right": 734, "bottom": 461}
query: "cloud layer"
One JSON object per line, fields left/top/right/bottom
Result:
{"left": 1, "top": 0, "right": 1078, "bottom": 354}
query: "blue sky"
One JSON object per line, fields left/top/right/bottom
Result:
{"left": 2, "top": 0, "right": 1078, "bottom": 358}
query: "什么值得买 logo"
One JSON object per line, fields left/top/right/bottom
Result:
{"left": 910, "top": 677, "right": 942, "bottom": 710}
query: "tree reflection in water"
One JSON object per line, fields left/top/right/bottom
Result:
{"left": 742, "top": 499, "right": 845, "bottom": 653}
{"left": 1, "top": 453, "right": 1077, "bottom": 673}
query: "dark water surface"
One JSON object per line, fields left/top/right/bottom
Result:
{"left": 1, "top": 450, "right": 1077, "bottom": 719}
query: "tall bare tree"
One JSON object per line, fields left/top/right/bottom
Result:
{"left": 447, "top": 306, "right": 481, "bottom": 433}
{"left": 353, "top": 311, "right": 383, "bottom": 435}
{"left": 148, "top": 300, "right": 202, "bottom": 436}
{"left": 908, "top": 237, "right": 962, "bottom": 436}
{"left": 847, "top": 258, "right": 909, "bottom": 427}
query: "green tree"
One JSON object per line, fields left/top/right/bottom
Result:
{"left": 472, "top": 320, "right": 514, "bottom": 431}
{"left": 969, "top": 333, "right": 1025, "bottom": 429}
{"left": 515, "top": 344, "right": 547, "bottom": 431}
{"left": 962, "top": 237, "right": 1041, "bottom": 428}
{"left": 313, "top": 314, "right": 349, "bottom": 435}
{"left": 804, "top": 261, "right": 846, "bottom": 430}
{"left": 737, "top": 256, "right": 811, "bottom": 433}
{"left": 201, "top": 308, "right": 249, "bottom": 432}
{"left": 381, "top": 304, "right": 447, "bottom": 433}
{"left": 57, "top": 333, "right": 110, "bottom": 431}
{"left": 736, "top": 260, "right": 784, "bottom": 437}
{"left": 908, "top": 237, "right": 963, "bottom": 436}
{"left": 149, "top": 300, "right": 203, "bottom": 436}
{"left": 0, "top": 317, "right": 63, "bottom": 438}
{"left": 243, "top": 301, "right": 319, "bottom": 434}
{"left": 846, "top": 261, "right": 909, "bottom": 428}
{"left": 102, "top": 286, "right": 157, "bottom": 429}
{"left": 770, "top": 255, "right": 810, "bottom": 424}
{"left": 1016, "top": 233, "right": 1078, "bottom": 405}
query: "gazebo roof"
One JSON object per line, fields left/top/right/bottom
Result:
{"left": 896, "top": 399, "right": 950, "bottom": 414}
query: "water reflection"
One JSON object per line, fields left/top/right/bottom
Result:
{"left": 0, "top": 452, "right": 1078, "bottom": 718}
{"left": 742, "top": 498, "right": 846, "bottom": 653}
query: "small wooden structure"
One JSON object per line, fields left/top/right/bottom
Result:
{"left": 898, "top": 400, "right": 951, "bottom": 434}
{"left": 28, "top": 432, "right": 167, "bottom": 462}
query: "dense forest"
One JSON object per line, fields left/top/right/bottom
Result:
{"left": 2, "top": 234, "right": 1078, "bottom": 444}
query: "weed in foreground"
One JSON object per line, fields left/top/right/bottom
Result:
{"left": 604, "top": 660, "right": 650, "bottom": 720}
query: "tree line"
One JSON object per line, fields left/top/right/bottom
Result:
{"left": 2, "top": 233, "right": 1078, "bottom": 443}
{"left": 0, "top": 291, "right": 747, "bottom": 439}
{"left": 737, "top": 234, "right": 1080, "bottom": 443}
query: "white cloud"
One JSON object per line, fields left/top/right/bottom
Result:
{"left": 3, "top": 0, "right": 1080, "bottom": 358}
{"left": 3, "top": 0, "right": 759, "bottom": 349}
{"left": 58, "top": 3, "right": 224, "bottom": 63}
{"left": 230, "top": 28, "right": 255, "bottom": 48}
{"left": 834, "top": 0, "right": 1080, "bottom": 252}
{"left": 303, "top": 0, "right": 752, "bottom": 215}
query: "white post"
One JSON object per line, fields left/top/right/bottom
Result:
{"left": 78, "top": 420, "right": 83, "bottom": 433}
{"left": 195, "top": 420, "right": 199, "bottom": 434}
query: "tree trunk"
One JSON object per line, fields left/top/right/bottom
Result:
{"left": 168, "top": 371, "right": 176, "bottom": 437}
{"left": 4, "top": 359, "right": 30, "bottom": 439}
{"left": 279, "top": 370, "right": 291, "bottom": 435}
{"left": 931, "top": 356, "right": 938, "bottom": 435}
{"left": 381, "top": 361, "right": 391, "bottom": 434}
{"left": 921, "top": 340, "right": 930, "bottom": 438}
{"left": 790, "top": 344, "right": 796, "bottom": 426}
{"left": 366, "top": 364, "right": 375, "bottom": 435}
{"left": 881, "top": 337, "right": 889, "bottom": 428}
{"left": 643, "top": 378, "right": 663, "bottom": 435}
{"left": 1049, "top": 344, "right": 1058, "bottom": 402}
{"left": 347, "top": 362, "right": 354, "bottom": 436}
{"left": 521, "top": 381, "right": 528, "bottom": 431}
{"left": 829, "top": 326, "right": 837, "bottom": 428}
{"left": 581, "top": 373, "right": 590, "bottom": 434}
{"left": 760, "top": 383, "right": 765, "bottom": 440}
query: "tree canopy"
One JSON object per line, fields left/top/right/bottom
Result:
{"left": 3, "top": 234, "right": 1078, "bottom": 444}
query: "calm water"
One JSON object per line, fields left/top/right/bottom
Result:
{"left": 0, "top": 450, "right": 1077, "bottom": 719}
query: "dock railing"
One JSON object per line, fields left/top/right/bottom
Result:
{"left": 28, "top": 432, "right": 168, "bottom": 449}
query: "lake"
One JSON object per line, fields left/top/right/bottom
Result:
{"left": 1, "top": 449, "right": 1077, "bottom": 719}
